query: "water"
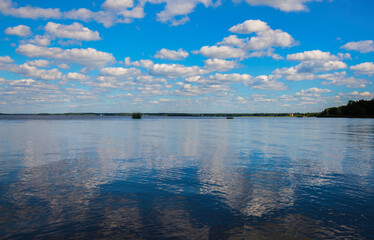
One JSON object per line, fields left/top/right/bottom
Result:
{"left": 0, "top": 116, "right": 373, "bottom": 239}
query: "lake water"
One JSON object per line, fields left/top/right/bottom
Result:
{"left": 0, "top": 116, "right": 373, "bottom": 239}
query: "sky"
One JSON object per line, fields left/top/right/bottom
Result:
{"left": 0, "top": 0, "right": 373, "bottom": 113}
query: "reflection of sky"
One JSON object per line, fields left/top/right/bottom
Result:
{"left": 0, "top": 117, "right": 373, "bottom": 238}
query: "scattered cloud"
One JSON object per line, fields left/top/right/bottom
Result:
{"left": 149, "top": 63, "right": 209, "bottom": 77}
{"left": 0, "top": 0, "right": 62, "bottom": 19}
{"left": 0, "top": 56, "right": 13, "bottom": 63}
{"left": 193, "top": 46, "right": 246, "bottom": 59}
{"left": 102, "top": 0, "right": 134, "bottom": 10}
{"left": 100, "top": 67, "right": 141, "bottom": 76}
{"left": 27, "top": 59, "right": 50, "bottom": 68}
{"left": 350, "top": 62, "right": 374, "bottom": 76}
{"left": 239, "top": 0, "right": 323, "bottom": 12}
{"left": 320, "top": 71, "right": 371, "bottom": 88}
{"left": 229, "top": 19, "right": 270, "bottom": 34}
{"left": 4, "top": 24, "right": 31, "bottom": 36}
{"left": 64, "top": 72, "right": 90, "bottom": 81}
{"left": 155, "top": 48, "right": 189, "bottom": 60}
{"left": 286, "top": 50, "right": 340, "bottom": 61}
{"left": 28, "top": 35, "right": 51, "bottom": 46}
{"left": 45, "top": 22, "right": 101, "bottom": 41}
{"left": 341, "top": 40, "right": 374, "bottom": 53}
{"left": 204, "top": 58, "right": 239, "bottom": 72}
{"left": 16, "top": 44, "right": 115, "bottom": 68}
{"left": 0, "top": 63, "right": 62, "bottom": 80}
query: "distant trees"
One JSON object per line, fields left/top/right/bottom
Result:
{"left": 132, "top": 112, "right": 142, "bottom": 119}
{"left": 318, "top": 99, "right": 374, "bottom": 117}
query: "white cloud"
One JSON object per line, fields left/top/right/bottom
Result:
{"left": 350, "top": 62, "right": 374, "bottom": 76}
{"left": 27, "top": 59, "right": 50, "bottom": 68}
{"left": 64, "top": 72, "right": 90, "bottom": 81}
{"left": 241, "top": 0, "right": 322, "bottom": 12}
{"left": 225, "top": 20, "right": 296, "bottom": 51}
{"left": 244, "top": 29, "right": 295, "bottom": 50}
{"left": 4, "top": 25, "right": 31, "bottom": 36}
{"left": 341, "top": 40, "right": 374, "bottom": 53}
{"left": 149, "top": 63, "right": 208, "bottom": 77}
{"left": 154, "top": 48, "right": 189, "bottom": 60}
{"left": 274, "top": 60, "right": 347, "bottom": 81}
{"left": 16, "top": 44, "right": 115, "bottom": 68}
{"left": 0, "top": 0, "right": 62, "bottom": 19}
{"left": 320, "top": 71, "right": 370, "bottom": 88}
{"left": 149, "top": 0, "right": 219, "bottom": 26}
{"left": 251, "top": 75, "right": 287, "bottom": 90}
{"left": 63, "top": 8, "right": 119, "bottom": 28}
{"left": 194, "top": 46, "right": 246, "bottom": 59}
{"left": 218, "top": 35, "right": 246, "bottom": 48}
{"left": 28, "top": 35, "right": 51, "bottom": 46}
{"left": 58, "top": 63, "right": 70, "bottom": 69}
{"left": 204, "top": 58, "right": 239, "bottom": 72}
{"left": 0, "top": 63, "right": 62, "bottom": 80}
{"left": 339, "top": 91, "right": 374, "bottom": 99}
{"left": 102, "top": 0, "right": 134, "bottom": 10}
{"left": 229, "top": 19, "right": 270, "bottom": 34}
{"left": 45, "top": 22, "right": 101, "bottom": 41}
{"left": 296, "top": 61, "right": 347, "bottom": 73}
{"left": 287, "top": 50, "right": 340, "bottom": 61}
{"left": 100, "top": 67, "right": 141, "bottom": 76}
{"left": 295, "top": 87, "right": 332, "bottom": 97}
{"left": 213, "top": 19, "right": 296, "bottom": 60}
{"left": 0, "top": 56, "right": 13, "bottom": 63}
{"left": 185, "top": 73, "right": 286, "bottom": 90}
{"left": 124, "top": 57, "right": 154, "bottom": 68}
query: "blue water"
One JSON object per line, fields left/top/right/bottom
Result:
{"left": 0, "top": 116, "right": 373, "bottom": 239}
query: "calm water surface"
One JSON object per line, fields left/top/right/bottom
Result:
{"left": 0, "top": 116, "right": 373, "bottom": 239}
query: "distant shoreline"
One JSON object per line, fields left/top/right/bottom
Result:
{"left": 0, "top": 113, "right": 304, "bottom": 117}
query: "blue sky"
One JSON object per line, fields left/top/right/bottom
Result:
{"left": 0, "top": 0, "right": 373, "bottom": 113}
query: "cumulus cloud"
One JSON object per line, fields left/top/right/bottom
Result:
{"left": 0, "top": 63, "right": 62, "bottom": 80}
{"left": 155, "top": 48, "right": 189, "bottom": 60}
{"left": 124, "top": 57, "right": 154, "bottom": 68}
{"left": 350, "top": 62, "right": 374, "bottom": 76}
{"left": 102, "top": 0, "right": 134, "bottom": 10}
{"left": 204, "top": 58, "right": 239, "bottom": 72}
{"left": 4, "top": 24, "right": 31, "bottom": 36}
{"left": 224, "top": 20, "right": 296, "bottom": 51}
{"left": 64, "top": 72, "right": 90, "bottom": 81}
{"left": 0, "top": 0, "right": 62, "bottom": 19}
{"left": 338, "top": 91, "right": 374, "bottom": 99}
{"left": 45, "top": 22, "right": 101, "bottom": 41}
{"left": 185, "top": 73, "right": 286, "bottom": 91}
{"left": 100, "top": 67, "right": 141, "bottom": 76}
{"left": 229, "top": 19, "right": 270, "bottom": 34}
{"left": 63, "top": 8, "right": 120, "bottom": 28}
{"left": 286, "top": 50, "right": 340, "bottom": 61}
{"left": 320, "top": 71, "right": 370, "bottom": 88}
{"left": 0, "top": 0, "right": 327, "bottom": 28}
{"left": 149, "top": 0, "right": 220, "bottom": 26}
{"left": 274, "top": 60, "right": 347, "bottom": 81}
{"left": 199, "top": 19, "right": 296, "bottom": 60}
{"left": 149, "top": 63, "right": 209, "bottom": 77}
{"left": 341, "top": 40, "right": 374, "bottom": 53}
{"left": 295, "top": 87, "right": 332, "bottom": 97}
{"left": 0, "top": 56, "right": 13, "bottom": 63}
{"left": 194, "top": 46, "right": 246, "bottom": 59}
{"left": 16, "top": 44, "right": 115, "bottom": 68}
{"left": 28, "top": 35, "right": 51, "bottom": 46}
{"left": 27, "top": 59, "right": 50, "bottom": 68}
{"left": 240, "top": 0, "right": 322, "bottom": 12}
